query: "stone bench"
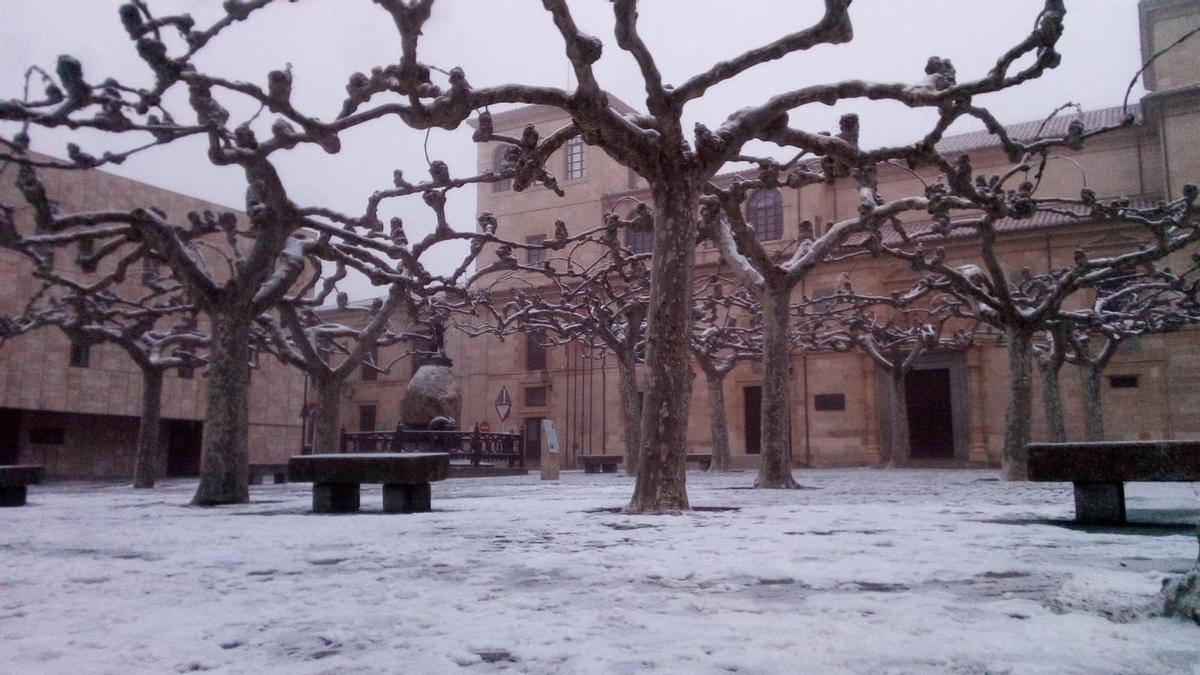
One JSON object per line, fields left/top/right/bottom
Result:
{"left": 249, "top": 463, "right": 289, "bottom": 485}
{"left": 0, "top": 465, "right": 45, "bottom": 507}
{"left": 579, "top": 454, "right": 623, "bottom": 474}
{"left": 1027, "top": 441, "right": 1200, "bottom": 525}
{"left": 686, "top": 454, "right": 713, "bottom": 471}
{"left": 287, "top": 453, "right": 449, "bottom": 513}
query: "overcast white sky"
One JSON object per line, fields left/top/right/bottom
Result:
{"left": 0, "top": 1, "right": 1147, "bottom": 299}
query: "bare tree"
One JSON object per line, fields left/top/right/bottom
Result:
{"left": 6, "top": 0, "right": 1185, "bottom": 508}
{"left": 814, "top": 280, "right": 971, "bottom": 466}
{"left": 1, "top": 281, "right": 205, "bottom": 489}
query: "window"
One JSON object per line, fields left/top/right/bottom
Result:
{"left": 565, "top": 137, "right": 585, "bottom": 180}
{"left": 69, "top": 341, "right": 90, "bottom": 368}
{"left": 525, "top": 386, "right": 548, "bottom": 407}
{"left": 526, "top": 330, "right": 547, "bottom": 371}
{"left": 493, "top": 145, "right": 513, "bottom": 192}
{"left": 526, "top": 234, "right": 547, "bottom": 265}
{"left": 142, "top": 256, "right": 161, "bottom": 286}
{"left": 627, "top": 227, "right": 653, "bottom": 254}
{"left": 1109, "top": 375, "right": 1139, "bottom": 389}
{"left": 814, "top": 393, "right": 846, "bottom": 412}
{"left": 747, "top": 189, "right": 783, "bottom": 241}
{"left": 177, "top": 365, "right": 194, "bottom": 380}
{"left": 78, "top": 236, "right": 94, "bottom": 257}
{"left": 361, "top": 343, "right": 378, "bottom": 382}
{"left": 358, "top": 404, "right": 377, "bottom": 432}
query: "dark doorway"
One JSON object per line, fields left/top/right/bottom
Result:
{"left": 523, "top": 417, "right": 544, "bottom": 463}
{"left": 0, "top": 408, "right": 21, "bottom": 465}
{"left": 905, "top": 369, "right": 955, "bottom": 458}
{"left": 743, "top": 386, "right": 762, "bottom": 455}
{"left": 166, "top": 419, "right": 203, "bottom": 477}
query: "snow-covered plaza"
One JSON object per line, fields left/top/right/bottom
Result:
{"left": 2, "top": 469, "right": 1198, "bottom": 674}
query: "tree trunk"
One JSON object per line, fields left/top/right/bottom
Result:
{"left": 1002, "top": 326, "right": 1034, "bottom": 480}
{"left": 310, "top": 375, "right": 342, "bottom": 455}
{"left": 1039, "top": 360, "right": 1067, "bottom": 443}
{"left": 705, "top": 370, "right": 732, "bottom": 472}
{"left": 192, "top": 305, "right": 252, "bottom": 506}
{"left": 132, "top": 368, "right": 163, "bottom": 489}
{"left": 616, "top": 352, "right": 641, "bottom": 477}
{"left": 755, "top": 285, "right": 798, "bottom": 488}
{"left": 1082, "top": 364, "right": 1105, "bottom": 442}
{"left": 629, "top": 180, "right": 699, "bottom": 512}
{"left": 887, "top": 367, "right": 911, "bottom": 468}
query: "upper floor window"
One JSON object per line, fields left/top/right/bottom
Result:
{"left": 747, "top": 189, "right": 783, "bottom": 241}
{"left": 361, "top": 343, "right": 378, "bottom": 382}
{"left": 142, "top": 256, "right": 161, "bottom": 286}
{"left": 526, "top": 330, "right": 547, "bottom": 371}
{"left": 565, "top": 137, "right": 585, "bottom": 180}
{"left": 627, "top": 227, "right": 653, "bottom": 255}
{"left": 493, "top": 145, "right": 513, "bottom": 192}
{"left": 526, "top": 234, "right": 547, "bottom": 265}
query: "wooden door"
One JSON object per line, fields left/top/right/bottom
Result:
{"left": 743, "top": 386, "right": 762, "bottom": 455}
{"left": 905, "top": 369, "right": 955, "bottom": 458}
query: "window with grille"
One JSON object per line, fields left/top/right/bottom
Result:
{"left": 565, "top": 137, "right": 585, "bottom": 180}
{"left": 627, "top": 227, "right": 653, "bottom": 254}
{"left": 142, "top": 256, "right": 161, "bottom": 286}
{"left": 493, "top": 145, "right": 513, "bottom": 192}
{"left": 526, "top": 330, "right": 547, "bottom": 371}
{"left": 526, "top": 234, "right": 547, "bottom": 265}
{"left": 525, "top": 386, "right": 548, "bottom": 407}
{"left": 747, "top": 189, "right": 783, "bottom": 241}
{"left": 358, "top": 404, "right": 377, "bottom": 432}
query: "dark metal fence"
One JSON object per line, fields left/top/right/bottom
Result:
{"left": 339, "top": 424, "right": 524, "bottom": 468}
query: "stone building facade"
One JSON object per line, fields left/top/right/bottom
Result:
{"left": 341, "top": 0, "right": 1200, "bottom": 470}
{"left": 0, "top": 162, "right": 307, "bottom": 479}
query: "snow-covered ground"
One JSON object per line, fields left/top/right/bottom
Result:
{"left": 1, "top": 469, "right": 1197, "bottom": 674}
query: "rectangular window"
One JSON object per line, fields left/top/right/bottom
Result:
{"left": 627, "top": 227, "right": 653, "bottom": 254}
{"left": 69, "top": 341, "right": 90, "bottom": 368}
{"left": 177, "top": 365, "right": 194, "bottom": 380}
{"left": 814, "top": 393, "right": 846, "bottom": 411}
{"left": 142, "top": 256, "right": 160, "bottom": 286}
{"left": 525, "top": 386, "right": 548, "bottom": 407}
{"left": 1109, "top": 375, "right": 1139, "bottom": 389}
{"left": 526, "top": 234, "right": 547, "bottom": 265}
{"left": 565, "top": 137, "right": 585, "bottom": 180}
{"left": 361, "top": 343, "right": 378, "bottom": 382}
{"left": 358, "top": 404, "right": 377, "bottom": 432}
{"left": 77, "top": 236, "right": 95, "bottom": 258}
{"left": 526, "top": 330, "right": 547, "bottom": 371}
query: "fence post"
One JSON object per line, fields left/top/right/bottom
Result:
{"left": 339, "top": 426, "right": 347, "bottom": 453}
{"left": 392, "top": 422, "right": 404, "bottom": 453}
{"left": 471, "top": 424, "right": 482, "bottom": 467}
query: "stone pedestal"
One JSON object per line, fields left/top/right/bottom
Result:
{"left": 313, "top": 483, "right": 361, "bottom": 513}
{"left": 1073, "top": 482, "right": 1126, "bottom": 525}
{"left": 383, "top": 483, "right": 431, "bottom": 513}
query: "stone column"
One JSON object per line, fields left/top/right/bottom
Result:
{"left": 861, "top": 355, "right": 881, "bottom": 464}
{"left": 966, "top": 348, "right": 989, "bottom": 464}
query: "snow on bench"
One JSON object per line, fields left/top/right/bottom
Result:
{"left": 0, "top": 465, "right": 45, "bottom": 507}
{"left": 1026, "top": 440, "right": 1200, "bottom": 525}
{"left": 287, "top": 453, "right": 449, "bottom": 514}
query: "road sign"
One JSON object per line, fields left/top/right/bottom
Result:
{"left": 479, "top": 421, "right": 491, "bottom": 433}
{"left": 495, "top": 386, "right": 512, "bottom": 422}
{"left": 542, "top": 419, "right": 560, "bottom": 455}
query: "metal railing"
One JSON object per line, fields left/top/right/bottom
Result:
{"left": 340, "top": 424, "right": 524, "bottom": 468}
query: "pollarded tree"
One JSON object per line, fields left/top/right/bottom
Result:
{"left": 689, "top": 275, "right": 760, "bottom": 473}
{"left": 881, "top": 186, "right": 1199, "bottom": 478}
{"left": 467, "top": 210, "right": 651, "bottom": 474}
{"left": 1, "top": 281, "right": 206, "bottom": 489}
{"left": 813, "top": 280, "right": 972, "bottom": 466}
{"left": 1051, "top": 260, "right": 1200, "bottom": 441}
{"left": 5, "top": 0, "right": 1157, "bottom": 509}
